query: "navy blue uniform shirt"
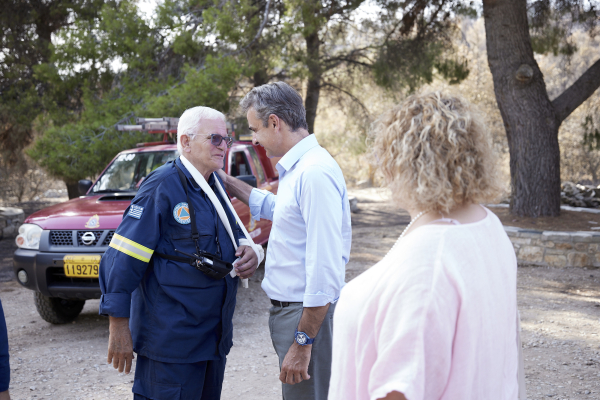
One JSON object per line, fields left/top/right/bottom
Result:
{"left": 0, "top": 299, "right": 9, "bottom": 392}
{"left": 99, "top": 158, "right": 241, "bottom": 363}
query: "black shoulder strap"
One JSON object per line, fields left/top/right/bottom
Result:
{"left": 154, "top": 251, "right": 195, "bottom": 265}
{"left": 174, "top": 163, "right": 199, "bottom": 242}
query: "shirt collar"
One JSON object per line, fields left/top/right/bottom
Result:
{"left": 177, "top": 156, "right": 215, "bottom": 191}
{"left": 276, "top": 135, "right": 319, "bottom": 176}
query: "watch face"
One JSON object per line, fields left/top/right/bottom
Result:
{"left": 296, "top": 332, "right": 307, "bottom": 345}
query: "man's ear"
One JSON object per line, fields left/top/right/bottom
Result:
{"left": 180, "top": 135, "right": 190, "bottom": 151}
{"left": 268, "top": 114, "right": 280, "bottom": 130}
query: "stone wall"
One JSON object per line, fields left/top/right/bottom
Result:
{"left": 505, "top": 226, "right": 600, "bottom": 268}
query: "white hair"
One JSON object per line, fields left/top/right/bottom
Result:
{"left": 177, "top": 106, "right": 226, "bottom": 153}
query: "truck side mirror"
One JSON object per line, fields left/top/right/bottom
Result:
{"left": 237, "top": 175, "right": 257, "bottom": 188}
{"left": 78, "top": 179, "right": 93, "bottom": 196}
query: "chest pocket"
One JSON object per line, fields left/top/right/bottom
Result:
{"left": 155, "top": 227, "right": 219, "bottom": 289}
{"left": 170, "top": 226, "right": 215, "bottom": 255}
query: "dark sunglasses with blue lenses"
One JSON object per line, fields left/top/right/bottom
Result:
{"left": 207, "top": 134, "right": 233, "bottom": 148}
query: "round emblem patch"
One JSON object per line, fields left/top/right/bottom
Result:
{"left": 173, "top": 202, "right": 191, "bottom": 224}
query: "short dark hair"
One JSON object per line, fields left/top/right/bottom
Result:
{"left": 240, "top": 82, "right": 309, "bottom": 132}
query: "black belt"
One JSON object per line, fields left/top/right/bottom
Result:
{"left": 270, "top": 299, "right": 302, "bottom": 307}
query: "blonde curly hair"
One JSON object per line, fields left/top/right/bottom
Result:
{"left": 369, "top": 91, "right": 501, "bottom": 213}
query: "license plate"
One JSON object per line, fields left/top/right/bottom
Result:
{"left": 63, "top": 255, "right": 101, "bottom": 278}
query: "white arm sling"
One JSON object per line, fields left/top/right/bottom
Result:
{"left": 179, "top": 156, "right": 265, "bottom": 288}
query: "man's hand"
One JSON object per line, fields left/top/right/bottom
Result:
{"left": 216, "top": 169, "right": 229, "bottom": 188}
{"left": 216, "top": 169, "right": 253, "bottom": 205}
{"left": 107, "top": 316, "right": 134, "bottom": 374}
{"left": 234, "top": 245, "right": 259, "bottom": 279}
{"left": 277, "top": 304, "right": 330, "bottom": 385}
{"left": 279, "top": 342, "right": 312, "bottom": 385}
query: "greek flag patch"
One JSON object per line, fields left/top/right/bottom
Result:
{"left": 128, "top": 205, "right": 144, "bottom": 219}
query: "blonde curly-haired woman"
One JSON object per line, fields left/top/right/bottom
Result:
{"left": 328, "top": 92, "right": 524, "bottom": 400}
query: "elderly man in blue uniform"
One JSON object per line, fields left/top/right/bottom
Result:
{"left": 218, "top": 82, "right": 352, "bottom": 400}
{"left": 99, "top": 106, "right": 260, "bottom": 400}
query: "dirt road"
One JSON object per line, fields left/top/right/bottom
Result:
{"left": 1, "top": 190, "right": 599, "bottom": 399}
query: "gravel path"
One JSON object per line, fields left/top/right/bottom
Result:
{"left": 0, "top": 189, "right": 599, "bottom": 399}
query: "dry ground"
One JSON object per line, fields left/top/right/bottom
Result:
{"left": 0, "top": 190, "right": 599, "bottom": 399}
{"left": 492, "top": 206, "right": 600, "bottom": 232}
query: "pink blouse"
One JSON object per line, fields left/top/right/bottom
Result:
{"left": 328, "top": 208, "right": 519, "bottom": 400}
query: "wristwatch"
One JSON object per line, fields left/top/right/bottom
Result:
{"left": 295, "top": 329, "right": 315, "bottom": 346}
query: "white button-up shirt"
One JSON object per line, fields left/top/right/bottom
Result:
{"left": 249, "top": 134, "right": 352, "bottom": 307}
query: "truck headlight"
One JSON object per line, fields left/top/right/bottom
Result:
{"left": 16, "top": 224, "right": 42, "bottom": 250}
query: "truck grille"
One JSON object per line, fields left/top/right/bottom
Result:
{"left": 103, "top": 231, "right": 115, "bottom": 246}
{"left": 76, "top": 231, "right": 101, "bottom": 246}
{"left": 49, "top": 230, "right": 115, "bottom": 247}
{"left": 50, "top": 231, "right": 73, "bottom": 246}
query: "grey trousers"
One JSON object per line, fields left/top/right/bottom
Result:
{"left": 269, "top": 302, "right": 335, "bottom": 400}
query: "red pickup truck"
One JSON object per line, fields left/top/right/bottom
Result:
{"left": 13, "top": 136, "right": 278, "bottom": 324}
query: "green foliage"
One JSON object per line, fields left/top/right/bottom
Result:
{"left": 27, "top": 121, "right": 152, "bottom": 183}
{"left": 373, "top": 38, "right": 439, "bottom": 91}
{"left": 453, "top": 1, "right": 478, "bottom": 18}
{"left": 8, "top": 0, "right": 480, "bottom": 184}
{"left": 435, "top": 58, "right": 470, "bottom": 85}
{"left": 25, "top": 0, "right": 242, "bottom": 183}
{"left": 530, "top": 25, "right": 578, "bottom": 56}
{"left": 371, "top": 1, "right": 471, "bottom": 94}
{"left": 146, "top": 57, "right": 243, "bottom": 117}
{"left": 528, "top": 0, "right": 596, "bottom": 56}
{"left": 582, "top": 115, "right": 600, "bottom": 151}
{"left": 0, "top": 0, "right": 106, "bottom": 162}
{"left": 373, "top": 37, "right": 469, "bottom": 92}
{"left": 22, "top": 0, "right": 592, "bottom": 187}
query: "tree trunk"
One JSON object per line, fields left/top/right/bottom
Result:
{"left": 302, "top": 0, "right": 322, "bottom": 134}
{"left": 253, "top": 68, "right": 269, "bottom": 87}
{"left": 483, "top": 0, "right": 561, "bottom": 217}
{"left": 304, "top": 31, "right": 321, "bottom": 133}
{"left": 66, "top": 181, "right": 79, "bottom": 199}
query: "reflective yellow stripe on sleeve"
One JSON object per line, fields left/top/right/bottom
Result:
{"left": 109, "top": 233, "right": 154, "bottom": 263}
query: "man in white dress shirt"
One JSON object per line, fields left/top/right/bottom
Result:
{"left": 218, "top": 82, "right": 351, "bottom": 400}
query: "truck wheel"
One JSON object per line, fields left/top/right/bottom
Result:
{"left": 33, "top": 292, "right": 85, "bottom": 324}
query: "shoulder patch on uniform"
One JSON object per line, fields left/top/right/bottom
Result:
{"left": 128, "top": 205, "right": 144, "bottom": 219}
{"left": 173, "top": 202, "right": 191, "bottom": 224}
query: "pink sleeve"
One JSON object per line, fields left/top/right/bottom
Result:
{"left": 368, "top": 262, "right": 460, "bottom": 400}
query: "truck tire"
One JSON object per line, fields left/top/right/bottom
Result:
{"left": 33, "top": 292, "right": 85, "bottom": 324}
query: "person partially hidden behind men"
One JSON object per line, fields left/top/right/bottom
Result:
{"left": 99, "top": 106, "right": 261, "bottom": 399}
{"left": 0, "top": 298, "right": 10, "bottom": 400}
{"left": 218, "top": 82, "right": 352, "bottom": 400}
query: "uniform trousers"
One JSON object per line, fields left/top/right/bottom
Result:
{"left": 132, "top": 355, "right": 226, "bottom": 400}
{"left": 269, "top": 302, "right": 336, "bottom": 400}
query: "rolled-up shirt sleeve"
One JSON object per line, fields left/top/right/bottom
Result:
{"left": 249, "top": 188, "right": 277, "bottom": 221}
{"left": 300, "top": 166, "right": 346, "bottom": 307}
{"left": 99, "top": 195, "right": 161, "bottom": 318}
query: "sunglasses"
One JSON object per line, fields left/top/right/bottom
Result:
{"left": 207, "top": 134, "right": 233, "bottom": 148}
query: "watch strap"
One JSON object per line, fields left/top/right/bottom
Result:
{"left": 295, "top": 329, "right": 315, "bottom": 346}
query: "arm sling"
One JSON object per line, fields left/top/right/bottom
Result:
{"left": 156, "top": 157, "right": 264, "bottom": 288}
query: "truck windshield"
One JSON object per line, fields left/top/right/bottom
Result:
{"left": 92, "top": 151, "right": 178, "bottom": 193}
